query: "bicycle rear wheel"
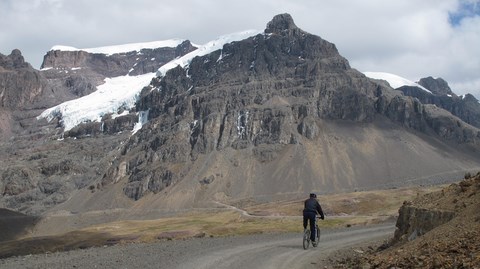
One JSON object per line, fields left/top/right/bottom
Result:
{"left": 315, "top": 225, "right": 320, "bottom": 245}
{"left": 302, "top": 229, "right": 310, "bottom": 250}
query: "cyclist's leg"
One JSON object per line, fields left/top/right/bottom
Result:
{"left": 310, "top": 216, "right": 316, "bottom": 242}
{"left": 303, "top": 214, "right": 308, "bottom": 230}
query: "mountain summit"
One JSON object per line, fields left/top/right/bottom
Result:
{"left": 265, "top": 13, "right": 298, "bottom": 33}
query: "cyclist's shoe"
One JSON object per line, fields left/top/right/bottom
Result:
{"left": 312, "top": 241, "right": 318, "bottom": 247}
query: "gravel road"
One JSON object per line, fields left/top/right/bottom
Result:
{"left": 0, "top": 223, "right": 394, "bottom": 269}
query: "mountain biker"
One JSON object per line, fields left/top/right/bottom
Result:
{"left": 303, "top": 193, "right": 325, "bottom": 246}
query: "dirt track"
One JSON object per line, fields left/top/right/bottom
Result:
{"left": 0, "top": 223, "right": 394, "bottom": 269}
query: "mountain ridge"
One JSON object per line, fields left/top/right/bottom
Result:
{"left": 0, "top": 13, "right": 479, "bottom": 216}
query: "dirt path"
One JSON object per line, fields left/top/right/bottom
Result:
{"left": 0, "top": 223, "right": 394, "bottom": 269}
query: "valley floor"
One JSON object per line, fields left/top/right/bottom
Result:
{"left": 0, "top": 223, "right": 394, "bottom": 269}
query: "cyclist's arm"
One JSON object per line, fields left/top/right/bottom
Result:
{"left": 316, "top": 202, "right": 325, "bottom": 219}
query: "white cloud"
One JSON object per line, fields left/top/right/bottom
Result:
{"left": 0, "top": 0, "right": 479, "bottom": 99}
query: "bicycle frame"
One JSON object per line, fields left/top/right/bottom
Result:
{"left": 303, "top": 217, "right": 322, "bottom": 249}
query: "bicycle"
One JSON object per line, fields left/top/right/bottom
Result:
{"left": 303, "top": 217, "right": 321, "bottom": 250}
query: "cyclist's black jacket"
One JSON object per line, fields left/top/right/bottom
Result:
{"left": 303, "top": 198, "right": 324, "bottom": 218}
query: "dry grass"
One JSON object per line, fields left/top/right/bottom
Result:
{"left": 244, "top": 185, "right": 444, "bottom": 218}
{"left": 0, "top": 185, "right": 443, "bottom": 259}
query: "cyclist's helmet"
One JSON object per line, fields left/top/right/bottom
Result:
{"left": 309, "top": 193, "right": 317, "bottom": 198}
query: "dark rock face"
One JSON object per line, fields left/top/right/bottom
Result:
{"left": 397, "top": 77, "right": 480, "bottom": 128}
{"left": 418, "top": 76, "right": 455, "bottom": 96}
{"left": 394, "top": 203, "right": 455, "bottom": 242}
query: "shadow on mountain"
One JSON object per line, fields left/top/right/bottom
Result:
{"left": 0, "top": 208, "right": 39, "bottom": 242}
{"left": 0, "top": 227, "right": 136, "bottom": 259}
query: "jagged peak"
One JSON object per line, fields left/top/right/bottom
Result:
{"left": 265, "top": 13, "right": 298, "bottom": 34}
{"left": 10, "top": 49, "right": 22, "bottom": 57}
{"left": 418, "top": 76, "right": 454, "bottom": 96}
{"left": 463, "top": 93, "right": 479, "bottom": 102}
{"left": 0, "top": 49, "right": 30, "bottom": 70}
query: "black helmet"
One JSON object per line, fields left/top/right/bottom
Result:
{"left": 309, "top": 193, "right": 317, "bottom": 198}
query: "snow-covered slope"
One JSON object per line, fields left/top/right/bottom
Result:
{"left": 38, "top": 30, "right": 261, "bottom": 132}
{"left": 50, "top": 39, "right": 188, "bottom": 55}
{"left": 363, "top": 72, "right": 431, "bottom": 93}
{"left": 157, "top": 30, "right": 261, "bottom": 77}
{"left": 38, "top": 72, "right": 155, "bottom": 131}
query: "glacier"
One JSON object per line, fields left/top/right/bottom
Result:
{"left": 37, "top": 30, "right": 261, "bottom": 133}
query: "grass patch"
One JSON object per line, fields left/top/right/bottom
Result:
{"left": 243, "top": 185, "right": 445, "bottom": 218}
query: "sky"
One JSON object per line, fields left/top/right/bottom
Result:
{"left": 1, "top": 0, "right": 479, "bottom": 99}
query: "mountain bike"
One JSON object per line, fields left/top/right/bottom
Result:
{"left": 303, "top": 217, "right": 321, "bottom": 250}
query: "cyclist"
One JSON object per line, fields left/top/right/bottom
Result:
{"left": 303, "top": 193, "right": 325, "bottom": 246}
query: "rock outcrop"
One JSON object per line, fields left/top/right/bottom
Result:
{"left": 418, "top": 76, "right": 455, "bottom": 96}
{"left": 0, "top": 50, "right": 46, "bottom": 109}
{"left": 393, "top": 173, "right": 480, "bottom": 243}
{"left": 394, "top": 202, "right": 455, "bottom": 242}
{"left": 334, "top": 173, "right": 480, "bottom": 268}
{"left": 355, "top": 173, "right": 480, "bottom": 268}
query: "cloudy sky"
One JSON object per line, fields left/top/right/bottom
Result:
{"left": 1, "top": 0, "right": 479, "bottom": 98}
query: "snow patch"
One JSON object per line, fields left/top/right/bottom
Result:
{"left": 111, "top": 110, "right": 129, "bottom": 119}
{"left": 50, "top": 39, "right": 186, "bottom": 56}
{"left": 132, "top": 110, "right": 149, "bottom": 134}
{"left": 237, "top": 111, "right": 249, "bottom": 138}
{"left": 363, "top": 72, "right": 432, "bottom": 94}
